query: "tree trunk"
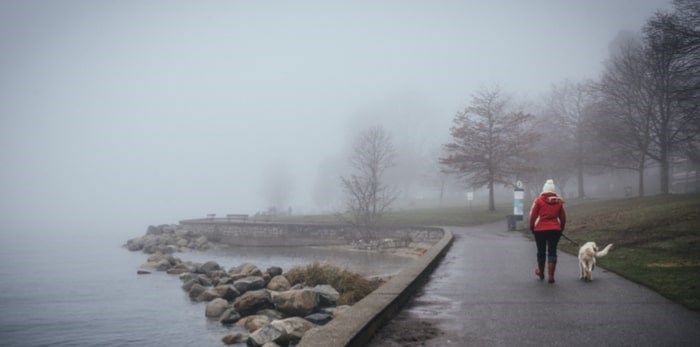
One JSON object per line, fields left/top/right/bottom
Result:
{"left": 638, "top": 164, "right": 646, "bottom": 197}
{"left": 659, "top": 146, "right": 670, "bottom": 194}
{"left": 488, "top": 179, "right": 495, "bottom": 211}
{"left": 577, "top": 166, "right": 585, "bottom": 199}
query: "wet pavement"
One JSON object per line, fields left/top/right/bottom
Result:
{"left": 368, "top": 222, "right": 700, "bottom": 346}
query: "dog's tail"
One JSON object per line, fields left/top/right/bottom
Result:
{"left": 596, "top": 243, "right": 614, "bottom": 257}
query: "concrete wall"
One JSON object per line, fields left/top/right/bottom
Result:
{"left": 179, "top": 219, "right": 445, "bottom": 246}
{"left": 298, "top": 227, "right": 454, "bottom": 347}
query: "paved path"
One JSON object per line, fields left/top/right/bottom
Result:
{"left": 368, "top": 222, "right": 700, "bottom": 346}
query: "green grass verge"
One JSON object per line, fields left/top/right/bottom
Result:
{"left": 556, "top": 193, "right": 700, "bottom": 310}
{"left": 272, "top": 203, "right": 512, "bottom": 227}
{"left": 376, "top": 204, "right": 512, "bottom": 227}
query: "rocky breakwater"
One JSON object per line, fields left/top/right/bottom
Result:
{"left": 125, "top": 224, "right": 214, "bottom": 254}
{"left": 125, "top": 225, "right": 382, "bottom": 346}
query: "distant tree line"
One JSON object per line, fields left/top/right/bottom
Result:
{"left": 440, "top": 0, "right": 699, "bottom": 210}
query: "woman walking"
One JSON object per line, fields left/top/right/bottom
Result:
{"left": 529, "top": 179, "right": 566, "bottom": 283}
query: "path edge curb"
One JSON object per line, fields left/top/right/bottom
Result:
{"left": 298, "top": 227, "right": 454, "bottom": 347}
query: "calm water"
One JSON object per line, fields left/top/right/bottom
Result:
{"left": 0, "top": 229, "right": 409, "bottom": 347}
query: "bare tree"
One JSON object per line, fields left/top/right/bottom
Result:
{"left": 595, "top": 32, "right": 655, "bottom": 196}
{"left": 542, "top": 80, "right": 601, "bottom": 198}
{"left": 441, "top": 86, "right": 538, "bottom": 211}
{"left": 644, "top": 10, "right": 700, "bottom": 193}
{"left": 419, "top": 147, "right": 458, "bottom": 205}
{"left": 340, "top": 126, "right": 397, "bottom": 228}
{"left": 520, "top": 115, "right": 576, "bottom": 198}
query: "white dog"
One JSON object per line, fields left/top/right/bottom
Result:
{"left": 578, "top": 242, "right": 613, "bottom": 281}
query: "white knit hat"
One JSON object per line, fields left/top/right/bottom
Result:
{"left": 542, "top": 179, "right": 556, "bottom": 193}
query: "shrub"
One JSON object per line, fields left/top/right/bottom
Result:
{"left": 284, "top": 262, "right": 380, "bottom": 305}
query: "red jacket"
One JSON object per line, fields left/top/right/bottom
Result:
{"left": 529, "top": 192, "right": 566, "bottom": 232}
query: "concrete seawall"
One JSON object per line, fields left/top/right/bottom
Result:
{"left": 179, "top": 218, "right": 445, "bottom": 246}
{"left": 298, "top": 227, "right": 453, "bottom": 346}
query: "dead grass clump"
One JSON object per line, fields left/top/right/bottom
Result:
{"left": 284, "top": 262, "right": 379, "bottom": 305}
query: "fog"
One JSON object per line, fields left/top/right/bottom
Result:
{"left": 0, "top": 0, "right": 671, "bottom": 234}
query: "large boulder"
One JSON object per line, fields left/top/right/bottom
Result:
{"left": 146, "top": 225, "right": 163, "bottom": 235}
{"left": 193, "top": 236, "right": 209, "bottom": 250}
{"left": 196, "top": 288, "right": 223, "bottom": 302}
{"left": 233, "top": 276, "right": 266, "bottom": 294}
{"left": 270, "top": 317, "right": 314, "bottom": 341}
{"left": 198, "top": 261, "right": 221, "bottom": 274}
{"left": 247, "top": 324, "right": 286, "bottom": 347}
{"left": 205, "top": 298, "right": 230, "bottom": 318}
{"left": 176, "top": 238, "right": 189, "bottom": 247}
{"left": 229, "top": 263, "right": 262, "bottom": 281}
{"left": 219, "top": 308, "right": 241, "bottom": 325}
{"left": 311, "top": 284, "right": 339, "bottom": 307}
{"left": 215, "top": 276, "right": 233, "bottom": 285}
{"left": 188, "top": 283, "right": 207, "bottom": 300}
{"left": 125, "top": 238, "right": 144, "bottom": 251}
{"left": 140, "top": 258, "right": 171, "bottom": 271}
{"left": 272, "top": 289, "right": 319, "bottom": 316}
{"left": 304, "top": 312, "right": 333, "bottom": 325}
{"left": 181, "top": 272, "right": 213, "bottom": 288}
{"left": 166, "top": 263, "right": 191, "bottom": 275}
{"left": 143, "top": 253, "right": 179, "bottom": 270}
{"left": 197, "top": 285, "right": 240, "bottom": 302}
{"left": 266, "top": 276, "right": 291, "bottom": 292}
{"left": 181, "top": 276, "right": 204, "bottom": 292}
{"left": 221, "top": 333, "right": 248, "bottom": 345}
{"left": 254, "top": 308, "right": 283, "bottom": 321}
{"left": 233, "top": 289, "right": 273, "bottom": 316}
{"left": 216, "top": 285, "right": 241, "bottom": 301}
{"left": 179, "top": 272, "right": 199, "bottom": 283}
{"left": 266, "top": 266, "right": 283, "bottom": 278}
{"left": 236, "top": 315, "right": 272, "bottom": 332}
{"left": 140, "top": 235, "right": 160, "bottom": 254}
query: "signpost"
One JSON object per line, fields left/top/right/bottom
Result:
{"left": 514, "top": 180, "right": 524, "bottom": 221}
{"left": 508, "top": 180, "right": 524, "bottom": 231}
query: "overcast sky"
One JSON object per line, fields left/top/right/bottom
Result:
{"left": 0, "top": 0, "right": 671, "bottom": 234}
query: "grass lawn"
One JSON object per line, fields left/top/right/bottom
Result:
{"left": 273, "top": 203, "right": 512, "bottom": 227}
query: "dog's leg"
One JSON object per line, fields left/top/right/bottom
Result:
{"left": 584, "top": 261, "right": 592, "bottom": 281}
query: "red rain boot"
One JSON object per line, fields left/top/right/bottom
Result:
{"left": 535, "top": 262, "right": 545, "bottom": 280}
{"left": 547, "top": 262, "right": 556, "bottom": 283}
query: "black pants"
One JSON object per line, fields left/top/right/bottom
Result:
{"left": 534, "top": 230, "right": 562, "bottom": 264}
